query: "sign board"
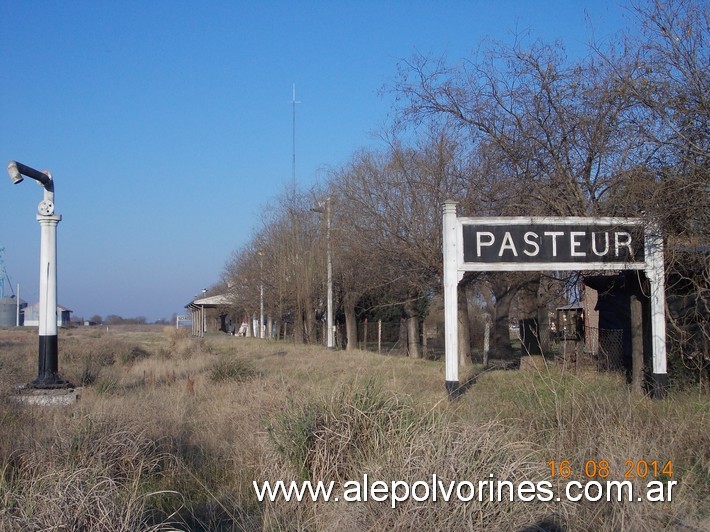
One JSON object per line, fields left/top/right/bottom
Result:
{"left": 442, "top": 202, "right": 667, "bottom": 398}
{"left": 175, "top": 315, "right": 192, "bottom": 329}
{"left": 462, "top": 220, "right": 645, "bottom": 268}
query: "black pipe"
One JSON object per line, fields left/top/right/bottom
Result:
{"left": 7, "top": 161, "right": 54, "bottom": 190}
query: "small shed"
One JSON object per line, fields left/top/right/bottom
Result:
{"left": 579, "top": 272, "right": 651, "bottom": 381}
{"left": 556, "top": 301, "right": 584, "bottom": 341}
{"left": 23, "top": 302, "right": 73, "bottom": 327}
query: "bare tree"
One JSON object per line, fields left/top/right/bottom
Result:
{"left": 389, "top": 11, "right": 703, "bottom": 358}
{"left": 333, "top": 127, "right": 467, "bottom": 357}
{"left": 223, "top": 189, "right": 324, "bottom": 343}
{"left": 612, "top": 0, "right": 710, "bottom": 385}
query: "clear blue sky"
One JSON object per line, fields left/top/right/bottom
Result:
{"left": 1, "top": 1, "right": 633, "bottom": 322}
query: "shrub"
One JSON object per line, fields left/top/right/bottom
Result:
{"left": 209, "top": 357, "right": 258, "bottom": 383}
{"left": 120, "top": 346, "right": 152, "bottom": 365}
{"left": 0, "top": 415, "right": 180, "bottom": 531}
{"left": 263, "top": 382, "right": 563, "bottom": 531}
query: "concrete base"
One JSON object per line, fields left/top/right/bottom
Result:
{"left": 11, "top": 386, "right": 81, "bottom": 406}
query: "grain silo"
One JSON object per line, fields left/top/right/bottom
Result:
{"left": 0, "top": 295, "right": 25, "bottom": 327}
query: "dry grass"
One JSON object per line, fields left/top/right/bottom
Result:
{"left": 0, "top": 326, "right": 707, "bottom": 531}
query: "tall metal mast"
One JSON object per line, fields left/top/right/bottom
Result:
{"left": 0, "top": 247, "right": 5, "bottom": 298}
{"left": 291, "top": 83, "right": 301, "bottom": 192}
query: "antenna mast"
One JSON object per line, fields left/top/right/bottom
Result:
{"left": 0, "top": 247, "right": 5, "bottom": 298}
{"left": 291, "top": 83, "right": 301, "bottom": 192}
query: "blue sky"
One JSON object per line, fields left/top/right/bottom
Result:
{"left": 0, "top": 1, "right": 633, "bottom": 322}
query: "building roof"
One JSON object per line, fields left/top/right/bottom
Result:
{"left": 0, "top": 296, "right": 27, "bottom": 307}
{"left": 186, "top": 293, "right": 231, "bottom": 308}
{"left": 24, "top": 302, "right": 72, "bottom": 312}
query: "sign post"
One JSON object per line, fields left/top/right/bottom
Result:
{"left": 442, "top": 201, "right": 668, "bottom": 399}
{"left": 645, "top": 224, "right": 668, "bottom": 398}
{"left": 443, "top": 201, "right": 463, "bottom": 397}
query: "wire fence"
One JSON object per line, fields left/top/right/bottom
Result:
{"left": 341, "top": 319, "right": 447, "bottom": 358}
{"left": 354, "top": 320, "right": 405, "bottom": 354}
{"left": 556, "top": 326, "right": 625, "bottom": 372}
{"left": 596, "top": 328, "right": 625, "bottom": 371}
{"left": 317, "top": 319, "right": 629, "bottom": 376}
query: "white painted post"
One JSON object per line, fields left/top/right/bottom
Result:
{"left": 443, "top": 201, "right": 461, "bottom": 397}
{"left": 260, "top": 284, "right": 265, "bottom": 338}
{"left": 38, "top": 213, "right": 60, "bottom": 337}
{"left": 7, "top": 161, "right": 72, "bottom": 388}
{"left": 645, "top": 222, "right": 668, "bottom": 398}
{"left": 483, "top": 317, "right": 490, "bottom": 367}
{"left": 35, "top": 211, "right": 60, "bottom": 381}
{"left": 378, "top": 319, "right": 382, "bottom": 354}
{"left": 326, "top": 198, "right": 335, "bottom": 349}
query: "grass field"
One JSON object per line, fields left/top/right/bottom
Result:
{"left": 0, "top": 325, "right": 708, "bottom": 531}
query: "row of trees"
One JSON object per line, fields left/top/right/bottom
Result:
{"left": 73, "top": 315, "right": 178, "bottom": 326}
{"left": 222, "top": 1, "right": 707, "bottom": 381}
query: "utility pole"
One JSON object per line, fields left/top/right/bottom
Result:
{"left": 326, "top": 198, "right": 334, "bottom": 349}
{"left": 258, "top": 251, "right": 265, "bottom": 339}
{"left": 312, "top": 197, "right": 334, "bottom": 349}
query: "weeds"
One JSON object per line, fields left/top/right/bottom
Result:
{"left": 263, "top": 381, "right": 568, "bottom": 530}
{"left": 209, "top": 357, "right": 259, "bottom": 383}
{"left": 0, "top": 328, "right": 706, "bottom": 531}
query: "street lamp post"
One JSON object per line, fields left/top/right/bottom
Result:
{"left": 201, "top": 288, "right": 207, "bottom": 337}
{"left": 7, "top": 161, "right": 73, "bottom": 389}
{"left": 258, "top": 252, "right": 265, "bottom": 339}
{"left": 312, "top": 198, "right": 334, "bottom": 349}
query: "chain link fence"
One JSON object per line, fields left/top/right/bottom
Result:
{"left": 557, "top": 326, "right": 625, "bottom": 372}
{"left": 596, "top": 328, "right": 625, "bottom": 371}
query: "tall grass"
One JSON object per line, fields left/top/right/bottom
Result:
{"left": 263, "top": 381, "right": 568, "bottom": 530}
{"left": 0, "top": 327, "right": 707, "bottom": 531}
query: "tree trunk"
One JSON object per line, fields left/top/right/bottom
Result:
{"left": 246, "top": 314, "right": 254, "bottom": 338}
{"left": 493, "top": 283, "right": 515, "bottom": 357}
{"left": 519, "top": 278, "right": 542, "bottom": 356}
{"left": 406, "top": 316, "right": 420, "bottom": 358}
{"left": 536, "top": 276, "right": 551, "bottom": 354}
{"left": 403, "top": 296, "right": 421, "bottom": 359}
{"left": 293, "top": 304, "right": 304, "bottom": 343}
{"left": 304, "top": 303, "right": 316, "bottom": 344}
{"left": 343, "top": 291, "right": 359, "bottom": 351}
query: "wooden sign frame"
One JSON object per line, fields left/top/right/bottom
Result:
{"left": 442, "top": 201, "right": 667, "bottom": 398}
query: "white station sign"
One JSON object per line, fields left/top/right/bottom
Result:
{"left": 442, "top": 202, "right": 667, "bottom": 398}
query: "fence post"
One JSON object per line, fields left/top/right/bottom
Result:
{"left": 378, "top": 319, "right": 382, "bottom": 354}
{"left": 363, "top": 318, "right": 368, "bottom": 351}
{"left": 483, "top": 318, "right": 490, "bottom": 367}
